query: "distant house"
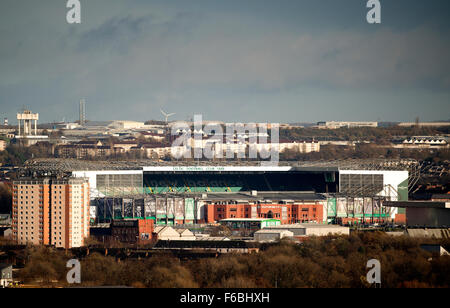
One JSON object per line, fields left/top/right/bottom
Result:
{"left": 0, "top": 227, "right": 12, "bottom": 239}
{"left": 0, "top": 214, "right": 11, "bottom": 226}
{"left": 0, "top": 264, "right": 12, "bottom": 288}
{"left": 56, "top": 144, "right": 112, "bottom": 159}
{"left": 77, "top": 140, "right": 103, "bottom": 147}
{"left": 141, "top": 144, "right": 173, "bottom": 159}
{"left": 0, "top": 140, "right": 6, "bottom": 152}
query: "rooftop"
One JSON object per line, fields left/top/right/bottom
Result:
{"left": 22, "top": 158, "right": 415, "bottom": 173}
{"left": 384, "top": 201, "right": 450, "bottom": 209}
{"left": 254, "top": 229, "right": 294, "bottom": 233}
{"left": 186, "top": 191, "right": 326, "bottom": 202}
{"left": 0, "top": 263, "right": 12, "bottom": 271}
{"left": 266, "top": 223, "right": 349, "bottom": 229}
{"left": 220, "top": 218, "right": 280, "bottom": 222}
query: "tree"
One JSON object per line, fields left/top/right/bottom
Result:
{"left": 0, "top": 182, "right": 12, "bottom": 214}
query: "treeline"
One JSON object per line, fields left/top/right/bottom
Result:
{"left": 280, "top": 126, "right": 450, "bottom": 143}
{"left": 281, "top": 145, "right": 450, "bottom": 163}
{"left": 0, "top": 143, "right": 53, "bottom": 166}
{"left": 14, "top": 232, "right": 450, "bottom": 288}
{"left": 0, "top": 182, "right": 12, "bottom": 214}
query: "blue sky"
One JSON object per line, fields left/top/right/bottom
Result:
{"left": 0, "top": 0, "right": 449, "bottom": 123}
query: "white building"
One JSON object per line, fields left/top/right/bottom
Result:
{"left": 109, "top": 121, "right": 146, "bottom": 130}
{"left": 316, "top": 121, "right": 378, "bottom": 129}
{"left": 265, "top": 223, "right": 350, "bottom": 237}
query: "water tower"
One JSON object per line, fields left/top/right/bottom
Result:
{"left": 17, "top": 109, "right": 39, "bottom": 136}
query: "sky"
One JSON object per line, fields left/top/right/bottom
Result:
{"left": 0, "top": 0, "right": 449, "bottom": 124}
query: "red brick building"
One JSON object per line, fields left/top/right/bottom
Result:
{"left": 110, "top": 219, "right": 154, "bottom": 244}
{"left": 205, "top": 202, "right": 324, "bottom": 224}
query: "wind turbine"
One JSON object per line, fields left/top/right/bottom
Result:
{"left": 160, "top": 109, "right": 175, "bottom": 124}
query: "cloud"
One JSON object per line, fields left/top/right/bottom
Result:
{"left": 73, "top": 17, "right": 450, "bottom": 92}
{"left": 0, "top": 1, "right": 449, "bottom": 123}
{"left": 78, "top": 15, "right": 154, "bottom": 53}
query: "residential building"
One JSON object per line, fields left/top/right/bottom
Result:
{"left": 0, "top": 140, "right": 6, "bottom": 151}
{"left": 112, "top": 141, "right": 139, "bottom": 152}
{"left": 12, "top": 178, "right": 90, "bottom": 248}
{"left": 56, "top": 144, "right": 112, "bottom": 159}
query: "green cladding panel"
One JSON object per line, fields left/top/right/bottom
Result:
{"left": 327, "top": 198, "right": 337, "bottom": 217}
{"left": 185, "top": 198, "right": 195, "bottom": 220}
{"left": 397, "top": 179, "right": 409, "bottom": 201}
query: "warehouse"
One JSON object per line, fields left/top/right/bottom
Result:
{"left": 254, "top": 229, "right": 294, "bottom": 242}
{"left": 265, "top": 223, "right": 350, "bottom": 237}
{"left": 384, "top": 201, "right": 450, "bottom": 228}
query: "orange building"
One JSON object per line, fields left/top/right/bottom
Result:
{"left": 12, "top": 178, "right": 90, "bottom": 249}
{"left": 205, "top": 201, "right": 324, "bottom": 224}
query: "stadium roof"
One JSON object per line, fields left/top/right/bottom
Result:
{"left": 92, "top": 191, "right": 327, "bottom": 202}
{"left": 22, "top": 158, "right": 414, "bottom": 174}
{"left": 191, "top": 191, "right": 326, "bottom": 202}
{"left": 219, "top": 218, "right": 280, "bottom": 222}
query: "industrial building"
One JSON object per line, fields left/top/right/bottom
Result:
{"left": 254, "top": 229, "right": 294, "bottom": 242}
{"left": 384, "top": 201, "right": 450, "bottom": 228}
{"left": 264, "top": 223, "right": 350, "bottom": 237}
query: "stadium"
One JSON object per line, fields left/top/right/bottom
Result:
{"left": 22, "top": 159, "right": 411, "bottom": 225}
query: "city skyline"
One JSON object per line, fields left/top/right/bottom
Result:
{"left": 0, "top": 0, "right": 449, "bottom": 124}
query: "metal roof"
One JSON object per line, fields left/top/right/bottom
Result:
{"left": 189, "top": 191, "right": 326, "bottom": 202}
{"left": 384, "top": 201, "right": 450, "bottom": 209}
{"left": 22, "top": 158, "right": 414, "bottom": 173}
{"left": 220, "top": 218, "right": 280, "bottom": 222}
